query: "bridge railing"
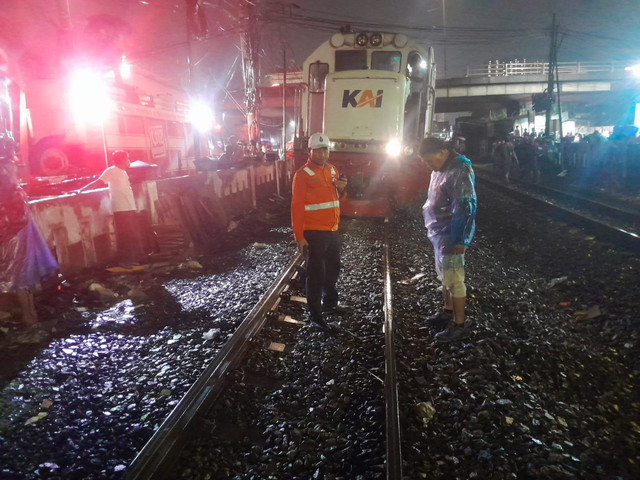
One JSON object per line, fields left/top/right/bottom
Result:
{"left": 466, "top": 60, "right": 630, "bottom": 77}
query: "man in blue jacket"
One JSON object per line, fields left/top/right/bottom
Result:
{"left": 420, "top": 137, "right": 477, "bottom": 342}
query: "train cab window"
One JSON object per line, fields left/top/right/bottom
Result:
{"left": 371, "top": 51, "right": 401, "bottom": 73}
{"left": 335, "top": 50, "right": 367, "bottom": 72}
{"left": 167, "top": 121, "right": 186, "bottom": 138}
{"left": 118, "top": 115, "right": 145, "bottom": 135}
{"left": 309, "top": 62, "right": 329, "bottom": 93}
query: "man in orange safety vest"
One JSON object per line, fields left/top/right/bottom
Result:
{"left": 291, "top": 133, "right": 349, "bottom": 332}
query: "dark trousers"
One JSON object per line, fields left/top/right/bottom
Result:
{"left": 304, "top": 230, "right": 341, "bottom": 320}
{"left": 113, "top": 211, "right": 144, "bottom": 263}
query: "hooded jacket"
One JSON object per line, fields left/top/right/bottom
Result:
{"left": 422, "top": 153, "right": 477, "bottom": 257}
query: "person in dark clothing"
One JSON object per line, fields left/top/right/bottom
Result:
{"left": 493, "top": 138, "right": 518, "bottom": 184}
{"left": 514, "top": 138, "right": 540, "bottom": 184}
{"left": 419, "top": 137, "right": 477, "bottom": 343}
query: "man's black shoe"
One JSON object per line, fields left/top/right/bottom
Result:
{"left": 425, "top": 310, "right": 453, "bottom": 329}
{"left": 323, "top": 303, "right": 352, "bottom": 315}
{"left": 313, "top": 319, "right": 338, "bottom": 334}
{"left": 435, "top": 323, "right": 470, "bottom": 343}
{"left": 307, "top": 314, "right": 337, "bottom": 334}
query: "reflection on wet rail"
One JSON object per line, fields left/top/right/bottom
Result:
{"left": 383, "top": 218, "right": 403, "bottom": 480}
{"left": 126, "top": 253, "right": 304, "bottom": 480}
{"left": 475, "top": 171, "right": 640, "bottom": 253}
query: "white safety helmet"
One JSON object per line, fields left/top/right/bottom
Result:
{"left": 308, "top": 133, "right": 331, "bottom": 150}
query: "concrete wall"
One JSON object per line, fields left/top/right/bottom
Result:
{"left": 27, "top": 159, "right": 295, "bottom": 274}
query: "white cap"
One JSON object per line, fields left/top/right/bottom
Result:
{"left": 308, "top": 133, "right": 331, "bottom": 149}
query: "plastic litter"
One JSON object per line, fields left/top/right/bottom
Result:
{"left": 202, "top": 328, "right": 221, "bottom": 340}
{"left": 88, "top": 283, "right": 118, "bottom": 300}
{"left": 415, "top": 401, "right": 436, "bottom": 426}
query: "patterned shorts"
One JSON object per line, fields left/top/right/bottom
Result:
{"left": 434, "top": 253, "right": 466, "bottom": 297}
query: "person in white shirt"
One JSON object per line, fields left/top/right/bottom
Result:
{"left": 78, "top": 151, "right": 142, "bottom": 264}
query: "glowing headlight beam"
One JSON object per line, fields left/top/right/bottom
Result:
{"left": 189, "top": 98, "right": 214, "bottom": 132}
{"left": 385, "top": 139, "right": 402, "bottom": 157}
{"left": 69, "top": 69, "right": 113, "bottom": 126}
{"left": 626, "top": 64, "right": 640, "bottom": 79}
{"left": 120, "top": 56, "right": 132, "bottom": 80}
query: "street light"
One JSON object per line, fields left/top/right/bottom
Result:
{"left": 69, "top": 68, "right": 114, "bottom": 169}
{"left": 189, "top": 98, "right": 214, "bottom": 133}
{"left": 625, "top": 64, "right": 640, "bottom": 79}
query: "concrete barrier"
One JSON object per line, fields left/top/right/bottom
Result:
{"left": 26, "top": 159, "right": 294, "bottom": 274}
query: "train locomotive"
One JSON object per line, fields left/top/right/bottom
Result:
{"left": 299, "top": 31, "right": 436, "bottom": 217}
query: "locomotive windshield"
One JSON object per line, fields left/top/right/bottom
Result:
{"left": 371, "top": 51, "right": 401, "bottom": 73}
{"left": 335, "top": 50, "right": 367, "bottom": 72}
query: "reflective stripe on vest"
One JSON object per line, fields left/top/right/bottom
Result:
{"left": 304, "top": 200, "right": 340, "bottom": 211}
{"left": 303, "top": 167, "right": 315, "bottom": 176}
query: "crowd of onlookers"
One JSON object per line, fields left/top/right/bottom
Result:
{"left": 488, "top": 126, "right": 640, "bottom": 195}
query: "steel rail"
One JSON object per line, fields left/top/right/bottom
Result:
{"left": 475, "top": 173, "right": 640, "bottom": 253}
{"left": 514, "top": 181, "right": 639, "bottom": 230}
{"left": 126, "top": 252, "right": 303, "bottom": 480}
{"left": 383, "top": 220, "right": 402, "bottom": 480}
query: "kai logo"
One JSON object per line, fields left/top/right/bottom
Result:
{"left": 342, "top": 89, "right": 383, "bottom": 108}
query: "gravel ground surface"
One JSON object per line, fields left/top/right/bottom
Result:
{"left": 2, "top": 177, "right": 638, "bottom": 479}
{"left": 172, "top": 218, "right": 389, "bottom": 480}
{"left": 174, "top": 179, "right": 638, "bottom": 480}
{"left": 0, "top": 208, "right": 294, "bottom": 479}
{"left": 393, "top": 181, "right": 640, "bottom": 479}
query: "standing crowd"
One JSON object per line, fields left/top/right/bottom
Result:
{"left": 490, "top": 127, "right": 640, "bottom": 194}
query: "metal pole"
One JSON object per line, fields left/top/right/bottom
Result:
{"left": 545, "top": 14, "right": 556, "bottom": 137}
{"left": 555, "top": 47, "right": 563, "bottom": 140}
{"left": 442, "top": 0, "right": 447, "bottom": 78}
{"left": 282, "top": 46, "right": 287, "bottom": 159}
{"left": 187, "top": 4, "right": 200, "bottom": 167}
{"left": 101, "top": 124, "right": 109, "bottom": 169}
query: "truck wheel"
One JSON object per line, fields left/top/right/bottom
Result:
{"left": 34, "top": 147, "right": 69, "bottom": 176}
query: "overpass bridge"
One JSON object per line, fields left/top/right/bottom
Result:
{"left": 435, "top": 61, "right": 640, "bottom": 120}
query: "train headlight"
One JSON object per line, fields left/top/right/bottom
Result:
{"left": 369, "top": 32, "right": 383, "bottom": 47}
{"left": 330, "top": 33, "right": 345, "bottom": 48}
{"left": 355, "top": 33, "right": 368, "bottom": 47}
{"left": 385, "top": 139, "right": 402, "bottom": 157}
{"left": 69, "top": 69, "right": 113, "bottom": 126}
{"left": 393, "top": 34, "right": 408, "bottom": 48}
{"left": 189, "top": 98, "right": 214, "bottom": 132}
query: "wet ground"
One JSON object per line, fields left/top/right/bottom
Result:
{"left": 170, "top": 180, "right": 640, "bottom": 479}
{"left": 0, "top": 205, "right": 295, "bottom": 479}
{"left": 2, "top": 168, "right": 639, "bottom": 479}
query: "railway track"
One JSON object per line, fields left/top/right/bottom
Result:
{"left": 5, "top": 185, "right": 635, "bottom": 479}
{"left": 125, "top": 173, "right": 638, "bottom": 478}
{"left": 126, "top": 253, "right": 305, "bottom": 479}
{"left": 475, "top": 170, "right": 640, "bottom": 253}
{"left": 126, "top": 219, "right": 407, "bottom": 479}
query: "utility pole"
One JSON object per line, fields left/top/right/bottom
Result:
{"left": 282, "top": 45, "right": 287, "bottom": 159}
{"left": 442, "top": 0, "right": 447, "bottom": 78}
{"left": 554, "top": 40, "right": 563, "bottom": 139}
{"left": 187, "top": 4, "right": 200, "bottom": 168}
{"left": 545, "top": 14, "right": 557, "bottom": 137}
{"left": 241, "top": 1, "right": 260, "bottom": 147}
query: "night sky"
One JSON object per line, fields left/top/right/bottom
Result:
{"left": 269, "top": 0, "right": 640, "bottom": 77}
{"left": 2, "top": 1, "right": 640, "bottom": 93}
